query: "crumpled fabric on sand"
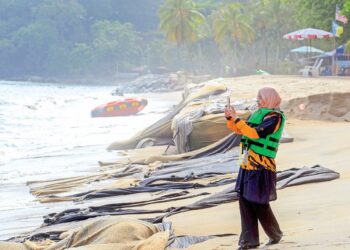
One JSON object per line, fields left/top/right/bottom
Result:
{"left": 1, "top": 218, "right": 227, "bottom": 250}
{"left": 0, "top": 218, "right": 169, "bottom": 250}
{"left": 153, "top": 165, "right": 339, "bottom": 222}
{"left": 107, "top": 82, "right": 226, "bottom": 152}
{"left": 40, "top": 165, "right": 338, "bottom": 226}
{"left": 171, "top": 108, "right": 204, "bottom": 153}
{"left": 1, "top": 166, "right": 339, "bottom": 250}
{"left": 34, "top": 150, "right": 240, "bottom": 203}
{"left": 28, "top": 133, "right": 243, "bottom": 202}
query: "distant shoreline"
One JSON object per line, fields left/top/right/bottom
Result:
{"left": 0, "top": 75, "right": 140, "bottom": 86}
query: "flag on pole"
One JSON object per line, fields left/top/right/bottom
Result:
{"left": 332, "top": 20, "right": 344, "bottom": 37}
{"left": 335, "top": 4, "right": 348, "bottom": 24}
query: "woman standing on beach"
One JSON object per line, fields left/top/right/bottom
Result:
{"left": 224, "top": 87, "right": 285, "bottom": 250}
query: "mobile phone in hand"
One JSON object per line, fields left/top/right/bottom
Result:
{"left": 227, "top": 97, "right": 230, "bottom": 107}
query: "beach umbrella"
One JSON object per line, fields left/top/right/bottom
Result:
{"left": 283, "top": 28, "right": 334, "bottom": 67}
{"left": 283, "top": 28, "right": 334, "bottom": 40}
{"left": 290, "top": 46, "right": 324, "bottom": 54}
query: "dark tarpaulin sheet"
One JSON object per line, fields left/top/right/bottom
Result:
{"left": 7, "top": 166, "right": 338, "bottom": 249}
{"left": 45, "top": 151, "right": 240, "bottom": 202}
{"left": 42, "top": 165, "right": 338, "bottom": 226}
{"left": 145, "top": 150, "right": 239, "bottom": 179}
{"left": 153, "top": 165, "right": 339, "bottom": 222}
{"left": 188, "top": 133, "right": 242, "bottom": 159}
{"left": 43, "top": 191, "right": 210, "bottom": 225}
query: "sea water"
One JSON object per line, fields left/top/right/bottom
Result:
{"left": 0, "top": 80, "right": 179, "bottom": 239}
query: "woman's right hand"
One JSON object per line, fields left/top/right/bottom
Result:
{"left": 224, "top": 105, "right": 237, "bottom": 119}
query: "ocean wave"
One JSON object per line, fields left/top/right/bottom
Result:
{"left": 0, "top": 151, "right": 8, "bottom": 166}
{"left": 0, "top": 81, "right": 178, "bottom": 198}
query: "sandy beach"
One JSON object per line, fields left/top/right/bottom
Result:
{"left": 174, "top": 76, "right": 350, "bottom": 249}
{"left": 164, "top": 76, "right": 350, "bottom": 249}
{"left": 1, "top": 75, "right": 350, "bottom": 250}
{"left": 169, "top": 118, "right": 350, "bottom": 249}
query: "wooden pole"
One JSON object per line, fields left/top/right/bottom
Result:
{"left": 332, "top": 37, "right": 336, "bottom": 76}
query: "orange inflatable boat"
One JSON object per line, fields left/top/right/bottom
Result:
{"left": 91, "top": 98, "right": 148, "bottom": 117}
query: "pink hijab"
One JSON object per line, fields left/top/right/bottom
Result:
{"left": 258, "top": 87, "right": 281, "bottom": 109}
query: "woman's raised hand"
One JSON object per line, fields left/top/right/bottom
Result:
{"left": 224, "top": 105, "right": 237, "bottom": 119}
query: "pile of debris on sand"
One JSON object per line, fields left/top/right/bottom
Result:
{"left": 116, "top": 72, "right": 213, "bottom": 93}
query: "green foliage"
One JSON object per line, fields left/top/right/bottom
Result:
{"left": 34, "top": 0, "right": 86, "bottom": 41}
{"left": 110, "top": 0, "right": 163, "bottom": 32}
{"left": 212, "top": 3, "right": 254, "bottom": 46}
{"left": 78, "top": 0, "right": 113, "bottom": 22}
{"left": 345, "top": 39, "right": 350, "bottom": 53}
{"left": 0, "top": 0, "right": 155, "bottom": 80}
{"left": 91, "top": 21, "right": 142, "bottom": 72}
{"left": 1, "top": 0, "right": 350, "bottom": 80}
{"left": 248, "top": 0, "right": 296, "bottom": 70}
{"left": 286, "top": 0, "right": 344, "bottom": 31}
{"left": 68, "top": 43, "right": 94, "bottom": 75}
{"left": 11, "top": 22, "right": 61, "bottom": 75}
{"left": 0, "top": 39, "right": 16, "bottom": 76}
{"left": 0, "top": 0, "right": 33, "bottom": 38}
{"left": 159, "top": 0, "right": 206, "bottom": 46}
{"left": 342, "top": 0, "right": 350, "bottom": 15}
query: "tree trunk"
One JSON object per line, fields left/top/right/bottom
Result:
{"left": 263, "top": 26, "right": 268, "bottom": 69}
{"left": 275, "top": 27, "right": 280, "bottom": 73}
{"left": 186, "top": 44, "right": 195, "bottom": 74}
{"left": 274, "top": 3, "right": 281, "bottom": 72}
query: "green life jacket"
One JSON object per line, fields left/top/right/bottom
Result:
{"left": 241, "top": 108, "right": 285, "bottom": 158}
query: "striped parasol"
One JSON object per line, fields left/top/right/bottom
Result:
{"left": 290, "top": 46, "right": 324, "bottom": 54}
{"left": 283, "top": 28, "right": 334, "bottom": 40}
{"left": 284, "top": 28, "right": 335, "bottom": 74}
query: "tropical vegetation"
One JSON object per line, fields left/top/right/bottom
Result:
{"left": 0, "top": 0, "right": 350, "bottom": 82}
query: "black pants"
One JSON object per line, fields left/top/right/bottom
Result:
{"left": 238, "top": 196, "right": 282, "bottom": 247}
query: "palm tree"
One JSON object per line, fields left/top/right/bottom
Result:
{"left": 158, "top": 0, "right": 206, "bottom": 47}
{"left": 211, "top": 3, "right": 255, "bottom": 74}
{"left": 252, "top": 0, "right": 271, "bottom": 68}
{"left": 212, "top": 3, "right": 255, "bottom": 47}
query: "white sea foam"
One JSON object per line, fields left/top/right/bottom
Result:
{"left": 0, "top": 80, "right": 178, "bottom": 238}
